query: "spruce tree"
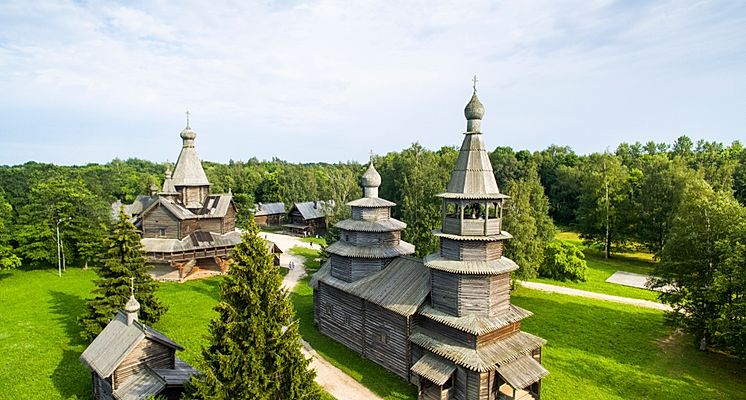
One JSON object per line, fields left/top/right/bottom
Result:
{"left": 185, "top": 218, "right": 320, "bottom": 400}
{"left": 79, "top": 208, "right": 167, "bottom": 341}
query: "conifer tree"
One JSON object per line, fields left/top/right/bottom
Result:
{"left": 185, "top": 218, "right": 320, "bottom": 400}
{"left": 79, "top": 208, "right": 167, "bottom": 341}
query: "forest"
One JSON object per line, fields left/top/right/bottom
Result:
{"left": 0, "top": 135, "right": 744, "bottom": 360}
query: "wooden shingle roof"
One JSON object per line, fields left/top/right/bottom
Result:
{"left": 411, "top": 353, "right": 456, "bottom": 386}
{"left": 79, "top": 312, "right": 183, "bottom": 379}
{"left": 335, "top": 218, "right": 406, "bottom": 233}
{"left": 253, "top": 202, "right": 285, "bottom": 216}
{"left": 423, "top": 253, "right": 519, "bottom": 275}
{"left": 113, "top": 368, "right": 166, "bottom": 400}
{"left": 142, "top": 231, "right": 242, "bottom": 253}
{"left": 496, "top": 355, "right": 549, "bottom": 390}
{"left": 325, "top": 240, "right": 415, "bottom": 259}
{"left": 418, "top": 304, "right": 533, "bottom": 335}
{"left": 311, "top": 256, "right": 430, "bottom": 316}
{"left": 409, "top": 328, "right": 545, "bottom": 372}
{"left": 291, "top": 201, "right": 331, "bottom": 220}
{"left": 172, "top": 129, "right": 209, "bottom": 187}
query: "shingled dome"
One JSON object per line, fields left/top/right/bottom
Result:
{"left": 124, "top": 295, "right": 140, "bottom": 313}
{"left": 464, "top": 91, "right": 485, "bottom": 120}
{"left": 362, "top": 162, "right": 382, "bottom": 188}
{"left": 180, "top": 126, "right": 196, "bottom": 140}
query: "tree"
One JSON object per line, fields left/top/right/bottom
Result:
{"left": 539, "top": 241, "right": 588, "bottom": 282}
{"left": 185, "top": 219, "right": 319, "bottom": 399}
{"left": 0, "top": 191, "right": 21, "bottom": 270}
{"left": 255, "top": 173, "right": 283, "bottom": 203}
{"left": 500, "top": 169, "right": 556, "bottom": 279}
{"left": 576, "top": 153, "right": 632, "bottom": 258}
{"left": 653, "top": 179, "right": 746, "bottom": 356}
{"left": 78, "top": 208, "right": 167, "bottom": 341}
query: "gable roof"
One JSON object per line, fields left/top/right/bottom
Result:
{"left": 200, "top": 194, "right": 235, "bottom": 217}
{"left": 80, "top": 311, "right": 183, "bottom": 378}
{"left": 290, "top": 201, "right": 332, "bottom": 220}
{"left": 254, "top": 202, "right": 285, "bottom": 216}
{"left": 311, "top": 256, "right": 430, "bottom": 316}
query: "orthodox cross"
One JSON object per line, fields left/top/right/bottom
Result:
{"left": 130, "top": 277, "right": 135, "bottom": 296}
{"left": 472, "top": 75, "right": 478, "bottom": 92}
{"left": 185, "top": 110, "right": 191, "bottom": 128}
{"left": 369, "top": 149, "right": 374, "bottom": 162}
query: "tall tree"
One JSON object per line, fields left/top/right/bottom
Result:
{"left": 185, "top": 219, "right": 319, "bottom": 399}
{"left": 576, "top": 153, "right": 632, "bottom": 257}
{"left": 255, "top": 173, "right": 283, "bottom": 203}
{"left": 653, "top": 179, "right": 746, "bottom": 356}
{"left": 78, "top": 208, "right": 167, "bottom": 341}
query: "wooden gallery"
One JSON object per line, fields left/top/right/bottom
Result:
{"left": 311, "top": 89, "right": 548, "bottom": 400}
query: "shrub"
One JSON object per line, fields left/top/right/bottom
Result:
{"left": 539, "top": 240, "right": 588, "bottom": 282}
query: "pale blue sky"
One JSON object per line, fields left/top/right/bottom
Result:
{"left": 1, "top": 1, "right": 744, "bottom": 165}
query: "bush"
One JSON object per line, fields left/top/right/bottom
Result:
{"left": 539, "top": 240, "right": 588, "bottom": 282}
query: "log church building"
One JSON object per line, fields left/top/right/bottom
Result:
{"left": 116, "top": 118, "right": 241, "bottom": 280}
{"left": 311, "top": 88, "right": 547, "bottom": 400}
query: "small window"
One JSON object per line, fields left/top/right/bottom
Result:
{"left": 158, "top": 228, "right": 166, "bottom": 237}
{"left": 378, "top": 330, "right": 388, "bottom": 344}
{"left": 344, "top": 314, "right": 351, "bottom": 325}
{"left": 325, "top": 304, "right": 333, "bottom": 316}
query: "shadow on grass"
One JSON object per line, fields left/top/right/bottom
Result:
{"left": 49, "top": 291, "right": 91, "bottom": 399}
{"left": 187, "top": 277, "right": 222, "bottom": 302}
{"left": 0, "top": 272, "right": 11, "bottom": 282}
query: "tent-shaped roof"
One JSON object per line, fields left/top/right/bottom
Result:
{"left": 80, "top": 311, "right": 183, "bottom": 379}
{"left": 171, "top": 126, "right": 209, "bottom": 187}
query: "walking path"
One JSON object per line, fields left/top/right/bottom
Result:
{"left": 265, "top": 231, "right": 382, "bottom": 400}
{"left": 519, "top": 281, "right": 672, "bottom": 312}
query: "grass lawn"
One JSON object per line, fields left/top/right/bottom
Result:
{"left": 512, "top": 287, "right": 746, "bottom": 399}
{"left": 300, "top": 236, "right": 328, "bottom": 247}
{"left": 530, "top": 231, "right": 660, "bottom": 301}
{"left": 3, "top": 262, "right": 744, "bottom": 400}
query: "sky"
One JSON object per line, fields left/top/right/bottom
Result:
{"left": 0, "top": 0, "right": 745, "bottom": 166}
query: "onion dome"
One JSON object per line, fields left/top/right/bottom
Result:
{"left": 464, "top": 91, "right": 485, "bottom": 121}
{"left": 180, "top": 126, "right": 196, "bottom": 141}
{"left": 124, "top": 294, "right": 140, "bottom": 313}
{"left": 362, "top": 162, "right": 382, "bottom": 188}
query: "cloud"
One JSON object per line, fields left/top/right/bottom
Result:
{"left": 0, "top": 0, "right": 744, "bottom": 165}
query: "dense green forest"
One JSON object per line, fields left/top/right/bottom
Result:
{"left": 0, "top": 135, "right": 744, "bottom": 358}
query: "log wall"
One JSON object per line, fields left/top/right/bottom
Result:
{"left": 416, "top": 316, "right": 475, "bottom": 349}
{"left": 142, "top": 205, "right": 180, "bottom": 239}
{"left": 363, "top": 302, "right": 410, "bottom": 379}
{"left": 316, "top": 283, "right": 364, "bottom": 353}
{"left": 476, "top": 322, "right": 521, "bottom": 348}
{"left": 430, "top": 270, "right": 459, "bottom": 315}
{"left": 440, "top": 239, "right": 502, "bottom": 261}
{"left": 330, "top": 255, "right": 386, "bottom": 282}
{"left": 353, "top": 207, "right": 390, "bottom": 221}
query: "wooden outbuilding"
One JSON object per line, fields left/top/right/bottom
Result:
{"left": 253, "top": 202, "right": 286, "bottom": 227}
{"left": 80, "top": 285, "right": 198, "bottom": 400}
{"left": 312, "top": 88, "right": 547, "bottom": 400}
{"left": 284, "top": 201, "right": 331, "bottom": 236}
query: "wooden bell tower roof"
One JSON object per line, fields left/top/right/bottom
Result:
{"left": 171, "top": 115, "right": 210, "bottom": 187}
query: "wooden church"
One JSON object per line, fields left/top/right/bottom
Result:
{"left": 312, "top": 88, "right": 547, "bottom": 400}
{"left": 80, "top": 282, "right": 198, "bottom": 400}
{"left": 118, "top": 119, "right": 241, "bottom": 280}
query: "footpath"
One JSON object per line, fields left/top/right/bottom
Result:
{"left": 519, "top": 281, "right": 672, "bottom": 312}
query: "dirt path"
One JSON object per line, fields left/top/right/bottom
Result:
{"left": 519, "top": 281, "right": 672, "bottom": 312}
{"left": 266, "top": 231, "right": 383, "bottom": 400}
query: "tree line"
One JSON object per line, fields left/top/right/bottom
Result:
{"left": 0, "top": 135, "right": 744, "bottom": 359}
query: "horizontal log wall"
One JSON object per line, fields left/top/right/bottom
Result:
{"left": 459, "top": 275, "right": 490, "bottom": 316}
{"left": 316, "top": 283, "right": 364, "bottom": 353}
{"left": 440, "top": 239, "right": 504, "bottom": 261}
{"left": 222, "top": 207, "right": 236, "bottom": 233}
{"left": 330, "top": 256, "right": 386, "bottom": 282}
{"left": 363, "top": 302, "right": 410, "bottom": 379}
{"left": 487, "top": 273, "right": 512, "bottom": 316}
{"left": 417, "top": 316, "right": 475, "bottom": 349}
{"left": 476, "top": 322, "right": 520, "bottom": 349}
{"left": 441, "top": 218, "right": 501, "bottom": 236}
{"left": 431, "top": 270, "right": 459, "bottom": 315}
{"left": 354, "top": 207, "right": 390, "bottom": 221}
{"left": 142, "top": 205, "right": 180, "bottom": 239}
{"left": 113, "top": 339, "right": 173, "bottom": 388}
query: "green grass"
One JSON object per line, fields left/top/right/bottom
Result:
{"left": 291, "top": 275, "right": 418, "bottom": 400}
{"left": 4, "top": 264, "right": 744, "bottom": 400}
{"left": 289, "top": 246, "right": 323, "bottom": 271}
{"left": 530, "top": 231, "right": 660, "bottom": 301}
{"left": 512, "top": 287, "right": 746, "bottom": 400}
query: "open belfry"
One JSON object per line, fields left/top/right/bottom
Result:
{"left": 312, "top": 85, "right": 547, "bottom": 400}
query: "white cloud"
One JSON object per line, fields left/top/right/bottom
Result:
{"left": 0, "top": 0, "right": 744, "bottom": 165}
